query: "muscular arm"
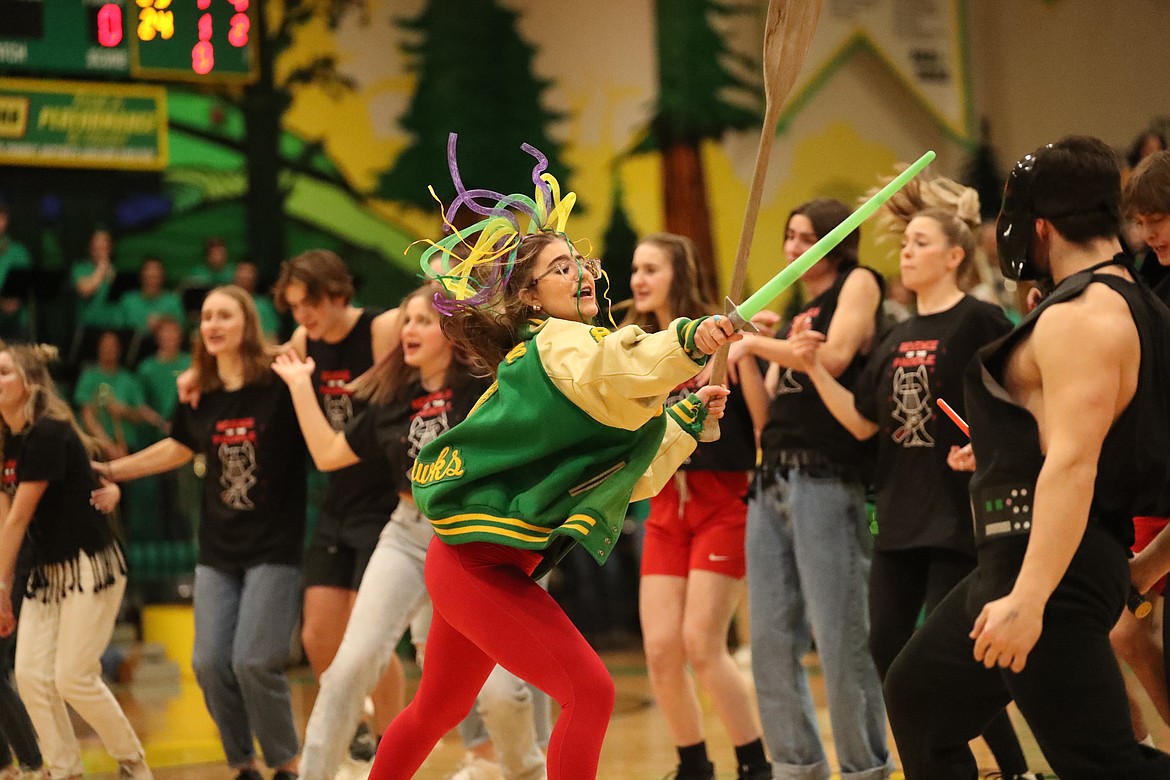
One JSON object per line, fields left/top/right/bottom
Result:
{"left": 971, "top": 290, "right": 1136, "bottom": 671}
{"left": 1011, "top": 299, "right": 1133, "bottom": 605}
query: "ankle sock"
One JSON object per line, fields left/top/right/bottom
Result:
{"left": 735, "top": 738, "right": 769, "bottom": 771}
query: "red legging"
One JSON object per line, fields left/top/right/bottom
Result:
{"left": 369, "top": 538, "right": 616, "bottom": 780}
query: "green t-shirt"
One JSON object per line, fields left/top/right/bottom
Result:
{"left": 136, "top": 352, "right": 192, "bottom": 422}
{"left": 254, "top": 295, "right": 281, "bottom": 339}
{"left": 0, "top": 237, "right": 31, "bottom": 292}
{"left": 183, "top": 262, "right": 237, "bottom": 288}
{"left": 73, "top": 366, "right": 146, "bottom": 450}
{"left": 120, "top": 290, "right": 185, "bottom": 332}
{"left": 72, "top": 260, "right": 122, "bottom": 328}
{"left": 0, "top": 238, "right": 32, "bottom": 330}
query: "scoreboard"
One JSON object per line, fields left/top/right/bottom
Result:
{"left": 0, "top": 0, "right": 256, "bottom": 83}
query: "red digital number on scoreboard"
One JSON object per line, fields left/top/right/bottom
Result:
{"left": 97, "top": 4, "right": 124, "bottom": 48}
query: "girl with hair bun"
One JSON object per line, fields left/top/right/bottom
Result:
{"left": 0, "top": 342, "right": 150, "bottom": 780}
{"left": 790, "top": 174, "right": 1038, "bottom": 779}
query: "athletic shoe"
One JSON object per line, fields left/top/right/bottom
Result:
{"left": 232, "top": 770, "right": 263, "bottom": 780}
{"left": 117, "top": 757, "right": 153, "bottom": 780}
{"left": 349, "top": 721, "right": 379, "bottom": 762}
{"left": 448, "top": 755, "right": 505, "bottom": 780}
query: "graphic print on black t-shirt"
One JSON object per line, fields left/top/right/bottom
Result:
{"left": 776, "top": 306, "right": 821, "bottom": 395}
{"left": 3, "top": 455, "right": 16, "bottom": 498}
{"left": 319, "top": 369, "right": 355, "bottom": 431}
{"left": 213, "top": 416, "right": 258, "bottom": 510}
{"left": 408, "top": 388, "right": 455, "bottom": 459}
{"left": 890, "top": 339, "right": 938, "bottom": 448}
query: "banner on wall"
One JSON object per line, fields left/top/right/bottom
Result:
{"left": 781, "top": 0, "right": 972, "bottom": 141}
{"left": 0, "top": 78, "right": 168, "bottom": 171}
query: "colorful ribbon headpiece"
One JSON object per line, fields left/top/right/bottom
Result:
{"left": 418, "top": 133, "right": 577, "bottom": 314}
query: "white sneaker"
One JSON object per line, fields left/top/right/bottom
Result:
{"left": 449, "top": 755, "right": 505, "bottom": 780}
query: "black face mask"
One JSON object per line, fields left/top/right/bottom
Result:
{"left": 996, "top": 147, "right": 1050, "bottom": 282}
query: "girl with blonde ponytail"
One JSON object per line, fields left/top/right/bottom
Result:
{"left": 0, "top": 342, "right": 150, "bottom": 780}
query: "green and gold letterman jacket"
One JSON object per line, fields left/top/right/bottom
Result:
{"left": 412, "top": 315, "right": 711, "bottom": 576}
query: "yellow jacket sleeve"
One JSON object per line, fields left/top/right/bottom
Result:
{"left": 535, "top": 317, "right": 706, "bottom": 431}
{"left": 630, "top": 413, "right": 699, "bottom": 501}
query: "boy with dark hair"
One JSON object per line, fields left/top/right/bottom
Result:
{"left": 885, "top": 136, "right": 1170, "bottom": 779}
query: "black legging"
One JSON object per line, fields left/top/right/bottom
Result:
{"left": 0, "top": 563, "right": 43, "bottom": 771}
{"left": 886, "top": 525, "right": 1170, "bottom": 780}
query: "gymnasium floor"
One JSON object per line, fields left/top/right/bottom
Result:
{"left": 68, "top": 640, "right": 1170, "bottom": 779}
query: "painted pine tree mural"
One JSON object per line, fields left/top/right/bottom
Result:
{"left": 637, "top": 0, "right": 761, "bottom": 299}
{"left": 377, "top": 0, "right": 571, "bottom": 211}
{"left": 600, "top": 170, "right": 639, "bottom": 318}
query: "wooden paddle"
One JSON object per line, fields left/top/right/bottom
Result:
{"left": 703, "top": 0, "right": 825, "bottom": 441}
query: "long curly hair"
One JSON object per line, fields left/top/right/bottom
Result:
{"left": 413, "top": 134, "right": 593, "bottom": 376}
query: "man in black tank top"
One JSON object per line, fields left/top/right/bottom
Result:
{"left": 885, "top": 137, "right": 1170, "bottom": 779}
{"left": 274, "top": 250, "right": 403, "bottom": 756}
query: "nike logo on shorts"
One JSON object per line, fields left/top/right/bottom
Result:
{"left": 708, "top": 553, "right": 731, "bottom": 562}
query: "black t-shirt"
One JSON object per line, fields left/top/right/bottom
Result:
{"left": 854, "top": 296, "right": 1011, "bottom": 553}
{"left": 345, "top": 376, "right": 490, "bottom": 496}
{"left": 3, "top": 417, "right": 121, "bottom": 599}
{"left": 305, "top": 309, "right": 396, "bottom": 521}
{"left": 665, "top": 375, "right": 756, "bottom": 472}
{"left": 1, "top": 431, "right": 35, "bottom": 581}
{"left": 171, "top": 378, "right": 307, "bottom": 571}
{"left": 759, "top": 266, "right": 885, "bottom": 478}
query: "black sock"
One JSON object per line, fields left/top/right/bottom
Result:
{"left": 678, "top": 741, "right": 713, "bottom": 774}
{"left": 735, "top": 738, "right": 769, "bottom": 770}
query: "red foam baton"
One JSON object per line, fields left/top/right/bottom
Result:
{"left": 936, "top": 398, "right": 969, "bottom": 438}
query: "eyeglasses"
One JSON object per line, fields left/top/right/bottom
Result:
{"left": 533, "top": 257, "right": 603, "bottom": 283}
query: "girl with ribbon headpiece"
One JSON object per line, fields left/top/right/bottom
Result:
{"left": 789, "top": 174, "right": 1041, "bottom": 780}
{"left": 367, "top": 135, "right": 739, "bottom": 779}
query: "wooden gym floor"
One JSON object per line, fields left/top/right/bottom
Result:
{"left": 67, "top": 644, "right": 1170, "bottom": 779}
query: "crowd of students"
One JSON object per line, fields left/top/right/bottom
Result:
{"left": 2, "top": 132, "right": 1170, "bottom": 780}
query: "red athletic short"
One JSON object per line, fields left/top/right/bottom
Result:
{"left": 1133, "top": 516, "right": 1170, "bottom": 595}
{"left": 641, "top": 470, "right": 749, "bottom": 579}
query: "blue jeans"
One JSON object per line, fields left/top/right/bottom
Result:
{"left": 193, "top": 564, "right": 302, "bottom": 769}
{"left": 746, "top": 468, "right": 891, "bottom": 780}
